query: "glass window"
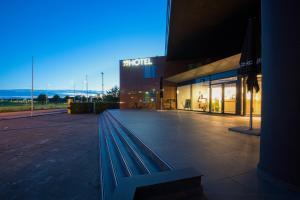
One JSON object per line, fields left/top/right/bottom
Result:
{"left": 246, "top": 76, "right": 262, "bottom": 115}
{"left": 177, "top": 85, "right": 191, "bottom": 109}
{"left": 143, "top": 90, "right": 156, "bottom": 103}
{"left": 211, "top": 85, "right": 222, "bottom": 113}
{"left": 144, "top": 66, "right": 156, "bottom": 78}
{"left": 224, "top": 83, "right": 236, "bottom": 114}
{"left": 192, "top": 81, "right": 210, "bottom": 111}
{"left": 211, "top": 77, "right": 237, "bottom": 84}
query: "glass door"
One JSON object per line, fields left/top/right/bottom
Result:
{"left": 211, "top": 85, "right": 222, "bottom": 113}
{"left": 224, "top": 83, "right": 237, "bottom": 114}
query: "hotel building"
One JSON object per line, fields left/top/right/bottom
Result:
{"left": 120, "top": 0, "right": 261, "bottom": 116}
{"left": 120, "top": 0, "right": 300, "bottom": 190}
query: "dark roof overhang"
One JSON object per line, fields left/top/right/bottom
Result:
{"left": 166, "top": 0, "right": 260, "bottom": 61}
{"left": 166, "top": 54, "right": 241, "bottom": 83}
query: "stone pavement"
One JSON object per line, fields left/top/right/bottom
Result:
{"left": 109, "top": 110, "right": 300, "bottom": 200}
{"left": 0, "top": 109, "right": 66, "bottom": 121}
{"left": 0, "top": 113, "right": 99, "bottom": 200}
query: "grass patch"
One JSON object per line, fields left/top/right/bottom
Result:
{"left": 0, "top": 102, "right": 67, "bottom": 113}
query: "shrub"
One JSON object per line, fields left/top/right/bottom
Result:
{"left": 69, "top": 102, "right": 119, "bottom": 114}
{"left": 37, "top": 94, "right": 47, "bottom": 104}
{"left": 51, "top": 94, "right": 61, "bottom": 104}
{"left": 94, "top": 102, "right": 119, "bottom": 114}
{"left": 69, "top": 103, "right": 94, "bottom": 114}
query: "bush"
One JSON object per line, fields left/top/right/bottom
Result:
{"left": 94, "top": 102, "right": 119, "bottom": 114}
{"left": 69, "top": 102, "right": 119, "bottom": 114}
{"left": 51, "top": 94, "right": 61, "bottom": 104}
{"left": 69, "top": 103, "right": 94, "bottom": 114}
{"left": 37, "top": 94, "right": 47, "bottom": 104}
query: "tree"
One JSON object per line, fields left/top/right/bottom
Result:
{"left": 81, "top": 95, "right": 87, "bottom": 102}
{"left": 37, "top": 94, "right": 47, "bottom": 104}
{"left": 103, "top": 86, "right": 120, "bottom": 102}
{"left": 74, "top": 95, "right": 81, "bottom": 102}
{"left": 52, "top": 94, "right": 61, "bottom": 104}
{"left": 64, "top": 95, "right": 70, "bottom": 103}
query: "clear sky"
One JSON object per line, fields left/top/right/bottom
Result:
{"left": 0, "top": 0, "right": 167, "bottom": 91}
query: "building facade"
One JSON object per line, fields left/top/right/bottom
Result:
{"left": 119, "top": 0, "right": 261, "bottom": 116}
{"left": 120, "top": 56, "right": 165, "bottom": 110}
{"left": 121, "top": 0, "right": 300, "bottom": 189}
{"left": 119, "top": 54, "right": 262, "bottom": 115}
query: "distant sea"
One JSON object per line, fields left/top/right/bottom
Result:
{"left": 0, "top": 89, "right": 101, "bottom": 99}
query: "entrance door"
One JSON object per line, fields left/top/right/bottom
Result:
{"left": 211, "top": 85, "right": 222, "bottom": 113}
{"left": 211, "top": 82, "right": 237, "bottom": 114}
{"left": 224, "top": 83, "right": 237, "bottom": 114}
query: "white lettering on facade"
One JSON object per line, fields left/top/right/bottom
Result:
{"left": 122, "top": 58, "right": 153, "bottom": 67}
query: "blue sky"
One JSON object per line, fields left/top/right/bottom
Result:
{"left": 0, "top": 0, "right": 167, "bottom": 90}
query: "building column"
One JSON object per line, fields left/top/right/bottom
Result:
{"left": 235, "top": 75, "right": 242, "bottom": 115}
{"left": 209, "top": 77, "right": 212, "bottom": 113}
{"left": 258, "top": 0, "right": 300, "bottom": 188}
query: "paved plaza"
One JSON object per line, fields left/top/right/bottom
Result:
{"left": 109, "top": 110, "right": 300, "bottom": 200}
{"left": 0, "top": 109, "right": 66, "bottom": 121}
{"left": 0, "top": 110, "right": 299, "bottom": 200}
{"left": 0, "top": 114, "right": 100, "bottom": 200}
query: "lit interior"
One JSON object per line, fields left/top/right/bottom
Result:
{"left": 245, "top": 76, "right": 262, "bottom": 115}
{"left": 191, "top": 82, "right": 210, "bottom": 111}
{"left": 224, "top": 83, "right": 236, "bottom": 114}
{"left": 211, "top": 85, "right": 222, "bottom": 113}
{"left": 177, "top": 85, "right": 191, "bottom": 109}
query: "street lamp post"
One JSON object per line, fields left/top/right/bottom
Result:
{"left": 86, "top": 74, "right": 89, "bottom": 101}
{"left": 101, "top": 72, "right": 104, "bottom": 99}
{"left": 73, "top": 82, "right": 76, "bottom": 102}
{"left": 46, "top": 83, "right": 49, "bottom": 105}
{"left": 31, "top": 56, "right": 34, "bottom": 117}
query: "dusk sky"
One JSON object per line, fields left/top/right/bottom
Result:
{"left": 0, "top": 0, "right": 167, "bottom": 91}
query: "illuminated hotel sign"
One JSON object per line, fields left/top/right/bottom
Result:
{"left": 122, "top": 58, "right": 153, "bottom": 67}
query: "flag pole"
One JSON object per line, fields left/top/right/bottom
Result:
{"left": 86, "top": 74, "right": 88, "bottom": 102}
{"left": 101, "top": 72, "right": 104, "bottom": 99}
{"left": 31, "top": 56, "right": 34, "bottom": 117}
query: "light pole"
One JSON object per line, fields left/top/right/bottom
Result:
{"left": 73, "top": 82, "right": 76, "bottom": 102}
{"left": 101, "top": 72, "right": 104, "bottom": 99}
{"left": 31, "top": 56, "right": 34, "bottom": 117}
{"left": 86, "top": 74, "right": 89, "bottom": 101}
{"left": 46, "top": 83, "right": 49, "bottom": 105}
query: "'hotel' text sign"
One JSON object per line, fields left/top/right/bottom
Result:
{"left": 122, "top": 58, "right": 153, "bottom": 67}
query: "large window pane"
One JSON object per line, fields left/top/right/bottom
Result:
{"left": 143, "top": 66, "right": 156, "bottom": 78}
{"left": 211, "top": 85, "right": 222, "bottom": 113}
{"left": 177, "top": 85, "right": 191, "bottom": 109}
{"left": 224, "top": 83, "right": 236, "bottom": 114}
{"left": 246, "top": 76, "right": 262, "bottom": 115}
{"left": 192, "top": 82, "right": 210, "bottom": 111}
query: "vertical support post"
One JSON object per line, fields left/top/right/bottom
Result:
{"left": 190, "top": 84, "right": 193, "bottom": 110}
{"left": 101, "top": 72, "right": 104, "bottom": 99}
{"left": 46, "top": 83, "right": 48, "bottom": 105}
{"left": 31, "top": 56, "right": 34, "bottom": 117}
{"left": 236, "top": 75, "right": 242, "bottom": 115}
{"left": 249, "top": 88, "right": 254, "bottom": 130}
{"left": 258, "top": 0, "right": 300, "bottom": 188}
{"left": 86, "top": 75, "right": 88, "bottom": 102}
{"left": 209, "top": 77, "right": 212, "bottom": 113}
{"left": 221, "top": 84, "right": 225, "bottom": 113}
{"left": 242, "top": 77, "right": 247, "bottom": 116}
{"left": 73, "top": 82, "right": 76, "bottom": 102}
